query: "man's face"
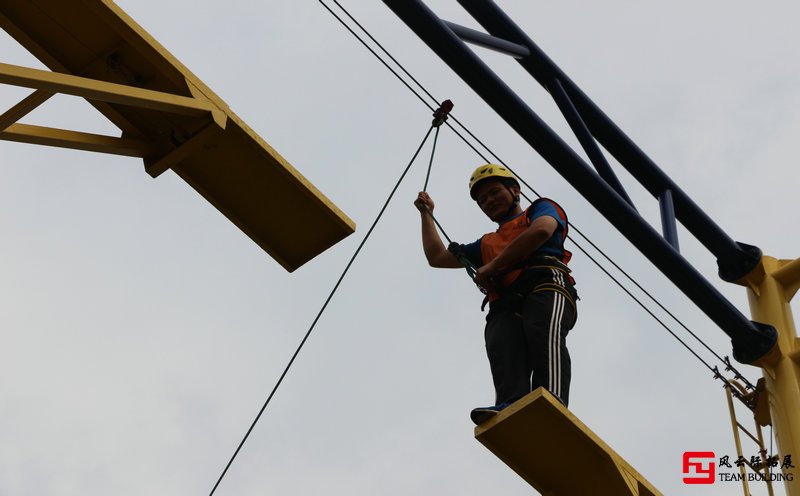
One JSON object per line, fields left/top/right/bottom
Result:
{"left": 474, "top": 180, "right": 519, "bottom": 222}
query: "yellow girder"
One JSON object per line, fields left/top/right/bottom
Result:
{"left": 0, "top": 0, "right": 355, "bottom": 271}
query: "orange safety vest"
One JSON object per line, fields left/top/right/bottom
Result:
{"left": 479, "top": 198, "right": 571, "bottom": 302}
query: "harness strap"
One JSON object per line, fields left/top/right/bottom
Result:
{"left": 493, "top": 255, "right": 571, "bottom": 281}
{"left": 532, "top": 283, "right": 577, "bottom": 309}
{"left": 480, "top": 265, "right": 578, "bottom": 311}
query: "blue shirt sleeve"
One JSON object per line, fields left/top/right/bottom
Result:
{"left": 525, "top": 199, "right": 567, "bottom": 259}
{"left": 460, "top": 238, "right": 483, "bottom": 267}
{"left": 526, "top": 200, "right": 565, "bottom": 229}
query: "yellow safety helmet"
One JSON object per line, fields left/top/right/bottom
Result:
{"left": 468, "top": 164, "right": 518, "bottom": 200}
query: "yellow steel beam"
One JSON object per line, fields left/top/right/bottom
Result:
{"left": 475, "top": 388, "right": 661, "bottom": 495}
{"left": 774, "top": 257, "right": 800, "bottom": 301}
{"left": 738, "top": 255, "right": 800, "bottom": 496}
{"left": 0, "top": 0, "right": 355, "bottom": 271}
{"left": 0, "top": 88, "right": 52, "bottom": 130}
{"left": 0, "top": 9, "right": 143, "bottom": 137}
{"left": 144, "top": 122, "right": 222, "bottom": 178}
{"left": 0, "top": 122, "right": 152, "bottom": 157}
{"left": 0, "top": 62, "right": 226, "bottom": 128}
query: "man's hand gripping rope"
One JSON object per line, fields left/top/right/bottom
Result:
{"left": 414, "top": 99, "right": 490, "bottom": 295}
{"left": 414, "top": 191, "right": 489, "bottom": 295}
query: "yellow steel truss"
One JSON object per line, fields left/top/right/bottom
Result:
{"left": 736, "top": 255, "right": 800, "bottom": 495}
{"left": 0, "top": 0, "right": 354, "bottom": 271}
{"left": 723, "top": 379, "right": 776, "bottom": 496}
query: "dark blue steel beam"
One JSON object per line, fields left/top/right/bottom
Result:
{"left": 548, "top": 77, "right": 636, "bottom": 210}
{"left": 450, "top": 18, "right": 637, "bottom": 212}
{"left": 660, "top": 189, "right": 680, "bottom": 250}
{"left": 444, "top": 21, "right": 529, "bottom": 59}
{"left": 455, "top": 0, "right": 761, "bottom": 283}
{"left": 383, "top": 0, "right": 775, "bottom": 363}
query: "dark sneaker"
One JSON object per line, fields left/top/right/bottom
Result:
{"left": 470, "top": 402, "right": 511, "bottom": 425}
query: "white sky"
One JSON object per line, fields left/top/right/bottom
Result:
{"left": 1, "top": 1, "right": 799, "bottom": 495}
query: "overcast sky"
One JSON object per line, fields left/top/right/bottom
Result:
{"left": 2, "top": 1, "right": 799, "bottom": 495}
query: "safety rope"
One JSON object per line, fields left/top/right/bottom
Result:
{"left": 419, "top": 101, "right": 455, "bottom": 245}
{"left": 422, "top": 127, "right": 439, "bottom": 192}
{"left": 209, "top": 121, "right": 438, "bottom": 496}
{"left": 418, "top": 101, "right": 485, "bottom": 289}
{"left": 422, "top": 100, "right": 451, "bottom": 191}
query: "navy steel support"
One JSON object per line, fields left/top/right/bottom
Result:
{"left": 443, "top": 21, "right": 529, "bottom": 59}
{"left": 659, "top": 190, "right": 680, "bottom": 251}
{"left": 547, "top": 77, "right": 635, "bottom": 209}
{"left": 383, "top": 0, "right": 776, "bottom": 364}
{"left": 454, "top": 0, "right": 761, "bottom": 283}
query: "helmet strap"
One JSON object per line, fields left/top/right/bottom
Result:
{"left": 503, "top": 183, "right": 521, "bottom": 219}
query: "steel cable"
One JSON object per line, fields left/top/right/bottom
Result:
{"left": 209, "top": 126, "right": 436, "bottom": 495}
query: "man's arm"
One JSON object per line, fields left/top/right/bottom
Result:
{"left": 414, "top": 192, "right": 463, "bottom": 268}
{"left": 475, "top": 215, "right": 557, "bottom": 287}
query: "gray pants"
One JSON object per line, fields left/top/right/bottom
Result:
{"left": 484, "top": 287, "right": 577, "bottom": 406}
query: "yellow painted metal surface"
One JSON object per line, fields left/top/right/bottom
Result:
{"left": 0, "top": 0, "right": 354, "bottom": 271}
{"left": 723, "top": 380, "right": 777, "bottom": 496}
{"left": 475, "top": 388, "right": 661, "bottom": 496}
{"left": 737, "top": 256, "right": 800, "bottom": 496}
{"left": 0, "top": 88, "right": 51, "bottom": 129}
{"left": 3, "top": 122, "right": 152, "bottom": 156}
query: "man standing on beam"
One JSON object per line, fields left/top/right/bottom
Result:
{"left": 414, "top": 164, "right": 578, "bottom": 424}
